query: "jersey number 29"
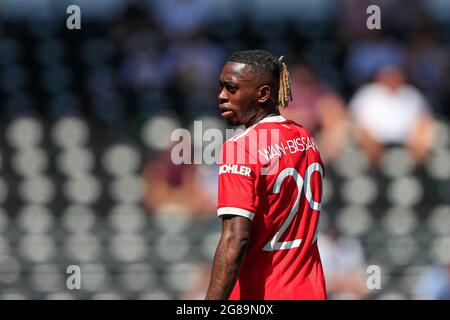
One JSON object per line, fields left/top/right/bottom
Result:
{"left": 263, "top": 163, "right": 324, "bottom": 251}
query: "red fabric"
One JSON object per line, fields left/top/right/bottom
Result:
{"left": 217, "top": 116, "right": 327, "bottom": 300}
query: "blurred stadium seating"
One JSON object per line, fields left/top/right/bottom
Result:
{"left": 0, "top": 0, "right": 449, "bottom": 300}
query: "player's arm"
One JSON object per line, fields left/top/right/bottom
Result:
{"left": 205, "top": 214, "right": 251, "bottom": 300}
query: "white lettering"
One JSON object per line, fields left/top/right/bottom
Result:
{"left": 176, "top": 305, "right": 210, "bottom": 317}
{"left": 66, "top": 5, "right": 81, "bottom": 30}
{"left": 367, "top": 265, "right": 381, "bottom": 289}
{"left": 219, "top": 164, "right": 251, "bottom": 177}
{"left": 366, "top": 5, "right": 381, "bottom": 30}
{"left": 66, "top": 265, "right": 81, "bottom": 289}
{"left": 286, "top": 139, "right": 297, "bottom": 153}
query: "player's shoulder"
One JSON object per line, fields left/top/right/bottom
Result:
{"left": 281, "top": 117, "right": 312, "bottom": 135}
{"left": 266, "top": 115, "right": 316, "bottom": 140}
{"left": 220, "top": 126, "right": 254, "bottom": 165}
{"left": 222, "top": 115, "right": 316, "bottom": 150}
{"left": 222, "top": 115, "right": 286, "bottom": 146}
{"left": 221, "top": 115, "right": 292, "bottom": 164}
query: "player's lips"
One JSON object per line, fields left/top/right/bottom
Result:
{"left": 219, "top": 105, "right": 234, "bottom": 116}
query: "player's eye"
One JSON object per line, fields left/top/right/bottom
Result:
{"left": 226, "top": 84, "right": 237, "bottom": 93}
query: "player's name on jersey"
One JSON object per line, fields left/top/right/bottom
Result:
{"left": 219, "top": 164, "right": 252, "bottom": 177}
{"left": 258, "top": 136, "right": 319, "bottom": 162}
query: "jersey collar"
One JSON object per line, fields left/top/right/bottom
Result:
{"left": 258, "top": 115, "right": 287, "bottom": 124}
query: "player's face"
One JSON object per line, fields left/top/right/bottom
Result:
{"left": 218, "top": 62, "right": 264, "bottom": 126}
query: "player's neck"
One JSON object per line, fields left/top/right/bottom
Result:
{"left": 245, "top": 109, "right": 280, "bottom": 128}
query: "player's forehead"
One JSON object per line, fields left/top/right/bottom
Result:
{"left": 220, "top": 62, "right": 254, "bottom": 83}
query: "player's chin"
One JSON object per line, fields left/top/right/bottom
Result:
{"left": 225, "top": 118, "right": 243, "bottom": 127}
{"left": 221, "top": 112, "right": 241, "bottom": 126}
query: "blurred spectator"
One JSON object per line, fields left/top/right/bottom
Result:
{"left": 348, "top": 64, "right": 435, "bottom": 169}
{"left": 153, "top": 0, "right": 211, "bottom": 40}
{"left": 167, "top": 37, "right": 225, "bottom": 91}
{"left": 414, "top": 260, "right": 450, "bottom": 299}
{"left": 407, "top": 28, "right": 450, "bottom": 115}
{"left": 142, "top": 148, "right": 216, "bottom": 217}
{"left": 281, "top": 63, "right": 349, "bottom": 164}
{"left": 336, "top": 0, "right": 381, "bottom": 43}
{"left": 119, "top": 35, "right": 171, "bottom": 92}
{"left": 318, "top": 229, "right": 369, "bottom": 299}
{"left": 110, "top": 4, "right": 171, "bottom": 93}
{"left": 164, "top": 36, "right": 225, "bottom": 116}
{"left": 345, "top": 36, "right": 405, "bottom": 89}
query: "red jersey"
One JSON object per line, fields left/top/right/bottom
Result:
{"left": 217, "top": 115, "right": 326, "bottom": 300}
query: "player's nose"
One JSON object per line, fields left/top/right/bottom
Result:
{"left": 218, "top": 87, "right": 228, "bottom": 102}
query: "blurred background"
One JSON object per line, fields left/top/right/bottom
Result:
{"left": 0, "top": 0, "right": 449, "bottom": 300}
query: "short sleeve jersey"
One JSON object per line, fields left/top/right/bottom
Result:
{"left": 217, "top": 115, "right": 327, "bottom": 300}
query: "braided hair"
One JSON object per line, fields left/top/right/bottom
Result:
{"left": 227, "top": 50, "right": 292, "bottom": 108}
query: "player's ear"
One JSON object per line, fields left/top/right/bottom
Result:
{"left": 257, "top": 85, "right": 271, "bottom": 104}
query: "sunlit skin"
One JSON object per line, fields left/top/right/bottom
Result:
{"left": 218, "top": 62, "right": 279, "bottom": 128}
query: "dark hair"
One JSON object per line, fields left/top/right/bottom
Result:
{"left": 227, "top": 50, "right": 292, "bottom": 108}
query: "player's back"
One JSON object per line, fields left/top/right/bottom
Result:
{"left": 219, "top": 115, "right": 326, "bottom": 300}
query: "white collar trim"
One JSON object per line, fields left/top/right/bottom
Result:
{"left": 228, "top": 115, "right": 287, "bottom": 142}
{"left": 258, "top": 115, "right": 287, "bottom": 124}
